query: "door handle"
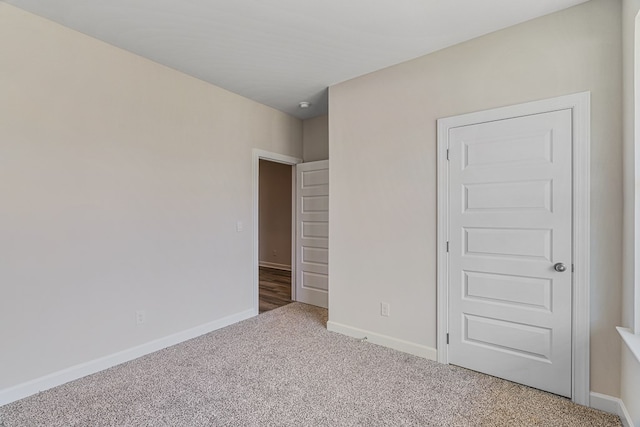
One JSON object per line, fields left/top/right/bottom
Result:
{"left": 554, "top": 263, "right": 567, "bottom": 272}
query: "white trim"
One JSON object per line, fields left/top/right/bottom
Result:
{"left": 634, "top": 10, "right": 640, "bottom": 337}
{"left": 327, "top": 321, "right": 437, "bottom": 360}
{"left": 618, "top": 326, "right": 640, "bottom": 364}
{"left": 436, "top": 116, "right": 450, "bottom": 365}
{"left": 252, "top": 149, "right": 302, "bottom": 315}
{"left": 436, "top": 92, "right": 591, "bottom": 406}
{"left": 258, "top": 261, "right": 292, "bottom": 271}
{"left": 590, "top": 392, "right": 633, "bottom": 427}
{"left": 572, "top": 92, "right": 592, "bottom": 406}
{"left": 290, "top": 165, "right": 297, "bottom": 301}
{"left": 0, "top": 308, "right": 254, "bottom": 406}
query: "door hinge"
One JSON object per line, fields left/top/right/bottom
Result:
{"left": 446, "top": 333, "right": 449, "bottom": 344}
{"left": 446, "top": 148, "right": 450, "bottom": 160}
{"left": 572, "top": 264, "right": 575, "bottom": 273}
{"left": 446, "top": 241, "right": 449, "bottom": 252}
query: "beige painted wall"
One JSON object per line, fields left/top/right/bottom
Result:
{"left": 329, "top": 0, "right": 622, "bottom": 396}
{"left": 259, "top": 160, "right": 292, "bottom": 268}
{"left": 0, "top": 4, "right": 301, "bottom": 390}
{"left": 302, "top": 115, "right": 329, "bottom": 162}
{"left": 621, "top": 0, "right": 640, "bottom": 421}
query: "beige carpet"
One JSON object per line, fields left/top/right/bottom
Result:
{"left": 0, "top": 303, "right": 621, "bottom": 426}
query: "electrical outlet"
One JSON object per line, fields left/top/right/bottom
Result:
{"left": 272, "top": 250, "right": 277, "bottom": 257}
{"left": 136, "top": 310, "right": 146, "bottom": 325}
{"left": 381, "top": 302, "right": 390, "bottom": 317}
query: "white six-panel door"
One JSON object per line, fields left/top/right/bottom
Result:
{"left": 295, "top": 160, "right": 329, "bottom": 308}
{"left": 447, "top": 110, "right": 573, "bottom": 397}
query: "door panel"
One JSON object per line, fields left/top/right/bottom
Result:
{"left": 296, "top": 160, "right": 329, "bottom": 308}
{"left": 463, "top": 271, "right": 552, "bottom": 310}
{"left": 464, "top": 180, "right": 552, "bottom": 211}
{"left": 448, "top": 110, "right": 572, "bottom": 397}
{"left": 463, "top": 314, "right": 552, "bottom": 360}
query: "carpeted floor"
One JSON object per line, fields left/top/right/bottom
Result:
{"left": 0, "top": 303, "right": 621, "bottom": 426}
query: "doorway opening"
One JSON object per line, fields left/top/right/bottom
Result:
{"left": 252, "top": 149, "right": 302, "bottom": 315}
{"left": 258, "top": 159, "right": 294, "bottom": 313}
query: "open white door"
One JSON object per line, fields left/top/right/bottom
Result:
{"left": 295, "top": 160, "right": 329, "bottom": 308}
{"left": 447, "top": 110, "right": 573, "bottom": 397}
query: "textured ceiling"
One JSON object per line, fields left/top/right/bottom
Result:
{"left": 4, "top": 0, "right": 589, "bottom": 119}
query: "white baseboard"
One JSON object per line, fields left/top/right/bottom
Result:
{"left": 326, "top": 321, "right": 437, "bottom": 360}
{"left": 0, "top": 308, "right": 255, "bottom": 407}
{"left": 258, "top": 261, "right": 291, "bottom": 271}
{"left": 590, "top": 392, "right": 634, "bottom": 427}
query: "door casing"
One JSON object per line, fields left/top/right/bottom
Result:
{"left": 436, "top": 92, "right": 591, "bottom": 406}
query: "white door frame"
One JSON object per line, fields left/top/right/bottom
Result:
{"left": 436, "top": 92, "right": 591, "bottom": 406}
{"left": 252, "top": 149, "right": 303, "bottom": 315}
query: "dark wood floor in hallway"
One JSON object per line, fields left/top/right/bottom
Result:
{"left": 259, "top": 267, "right": 292, "bottom": 313}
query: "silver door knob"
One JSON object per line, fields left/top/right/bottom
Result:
{"left": 554, "top": 263, "right": 567, "bottom": 272}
